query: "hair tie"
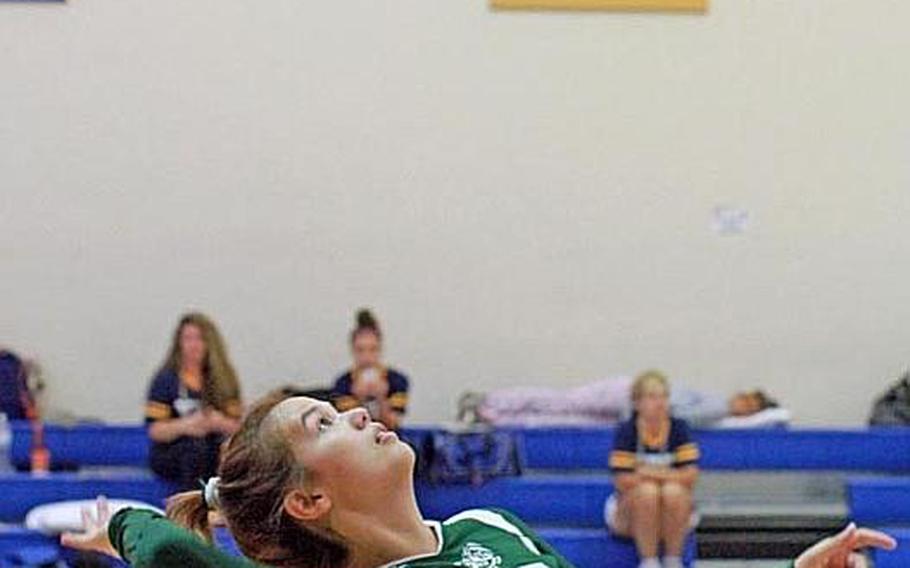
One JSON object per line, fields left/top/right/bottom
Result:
{"left": 202, "top": 476, "right": 221, "bottom": 510}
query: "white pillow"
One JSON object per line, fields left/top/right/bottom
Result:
{"left": 25, "top": 499, "right": 165, "bottom": 535}
{"left": 715, "top": 407, "right": 792, "bottom": 429}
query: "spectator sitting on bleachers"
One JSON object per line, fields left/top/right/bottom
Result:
{"left": 869, "top": 371, "right": 910, "bottom": 426}
{"left": 606, "top": 371, "right": 700, "bottom": 568}
{"left": 145, "top": 313, "right": 243, "bottom": 491}
{"left": 331, "top": 309, "right": 410, "bottom": 430}
{"left": 0, "top": 348, "right": 39, "bottom": 421}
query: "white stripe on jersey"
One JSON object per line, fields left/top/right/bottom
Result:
{"left": 443, "top": 509, "right": 541, "bottom": 556}
{"left": 517, "top": 563, "right": 550, "bottom": 568}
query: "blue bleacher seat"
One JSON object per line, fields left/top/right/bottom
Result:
{"left": 12, "top": 423, "right": 910, "bottom": 567}
{"left": 0, "top": 527, "right": 55, "bottom": 559}
{"left": 871, "top": 527, "right": 910, "bottom": 568}
{"left": 13, "top": 422, "right": 910, "bottom": 472}
{"left": 417, "top": 475, "right": 613, "bottom": 526}
{"left": 10, "top": 422, "right": 149, "bottom": 469}
{"left": 519, "top": 427, "right": 910, "bottom": 471}
{"left": 0, "top": 472, "right": 174, "bottom": 522}
{"left": 539, "top": 527, "right": 696, "bottom": 568}
{"left": 847, "top": 477, "right": 910, "bottom": 524}
{"left": 2, "top": 545, "right": 60, "bottom": 567}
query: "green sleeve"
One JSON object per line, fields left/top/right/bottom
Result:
{"left": 108, "top": 508, "right": 260, "bottom": 568}
{"left": 489, "top": 508, "right": 576, "bottom": 568}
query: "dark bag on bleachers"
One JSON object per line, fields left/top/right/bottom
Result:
{"left": 418, "top": 427, "right": 522, "bottom": 486}
{"left": 0, "top": 350, "right": 35, "bottom": 420}
{"left": 869, "top": 372, "right": 910, "bottom": 426}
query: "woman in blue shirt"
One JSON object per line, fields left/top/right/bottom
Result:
{"left": 332, "top": 309, "right": 410, "bottom": 430}
{"left": 607, "top": 371, "right": 699, "bottom": 568}
{"left": 145, "top": 313, "right": 243, "bottom": 491}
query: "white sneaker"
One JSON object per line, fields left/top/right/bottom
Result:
{"left": 638, "top": 559, "right": 662, "bottom": 568}
{"left": 662, "top": 557, "right": 685, "bottom": 568}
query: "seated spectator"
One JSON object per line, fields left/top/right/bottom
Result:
{"left": 869, "top": 371, "right": 910, "bottom": 426}
{"left": 0, "top": 348, "right": 38, "bottom": 421}
{"left": 145, "top": 313, "right": 243, "bottom": 491}
{"left": 331, "top": 309, "right": 409, "bottom": 430}
{"left": 606, "top": 371, "right": 700, "bottom": 568}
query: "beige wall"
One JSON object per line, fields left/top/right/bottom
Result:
{"left": 1, "top": 0, "right": 908, "bottom": 425}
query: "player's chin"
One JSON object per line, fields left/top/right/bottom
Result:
{"left": 383, "top": 437, "right": 412, "bottom": 462}
{"left": 369, "top": 440, "right": 414, "bottom": 477}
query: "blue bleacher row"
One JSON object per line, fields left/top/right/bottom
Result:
{"left": 4, "top": 423, "right": 910, "bottom": 567}
{"left": 12, "top": 423, "right": 910, "bottom": 472}
{"left": 0, "top": 472, "right": 697, "bottom": 567}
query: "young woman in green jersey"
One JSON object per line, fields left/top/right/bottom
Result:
{"left": 64, "top": 393, "right": 573, "bottom": 567}
{"left": 62, "top": 394, "right": 895, "bottom": 568}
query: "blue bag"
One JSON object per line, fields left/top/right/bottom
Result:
{"left": 419, "top": 427, "right": 523, "bottom": 486}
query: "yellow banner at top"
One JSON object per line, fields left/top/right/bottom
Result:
{"left": 492, "top": 0, "right": 707, "bottom": 12}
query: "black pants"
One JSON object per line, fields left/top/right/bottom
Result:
{"left": 150, "top": 434, "right": 223, "bottom": 492}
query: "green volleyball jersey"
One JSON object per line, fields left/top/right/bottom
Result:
{"left": 109, "top": 507, "right": 574, "bottom": 567}
{"left": 386, "top": 509, "right": 574, "bottom": 568}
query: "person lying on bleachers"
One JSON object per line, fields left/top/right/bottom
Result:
{"left": 145, "top": 313, "right": 243, "bottom": 491}
{"left": 606, "top": 371, "right": 699, "bottom": 568}
{"left": 459, "top": 378, "right": 789, "bottom": 429}
{"left": 714, "top": 390, "right": 791, "bottom": 429}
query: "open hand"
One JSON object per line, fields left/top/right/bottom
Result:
{"left": 60, "top": 496, "right": 121, "bottom": 559}
{"left": 795, "top": 523, "right": 896, "bottom": 568}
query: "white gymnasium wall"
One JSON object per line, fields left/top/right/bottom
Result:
{"left": 1, "top": 0, "right": 908, "bottom": 425}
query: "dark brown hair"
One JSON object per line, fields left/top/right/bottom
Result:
{"left": 349, "top": 308, "right": 382, "bottom": 344}
{"left": 167, "top": 392, "right": 351, "bottom": 567}
{"left": 747, "top": 389, "right": 778, "bottom": 411}
{"left": 159, "top": 312, "right": 241, "bottom": 413}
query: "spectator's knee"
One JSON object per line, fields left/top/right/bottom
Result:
{"left": 660, "top": 482, "right": 692, "bottom": 507}
{"left": 632, "top": 480, "right": 661, "bottom": 503}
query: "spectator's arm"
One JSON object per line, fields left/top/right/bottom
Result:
{"left": 145, "top": 374, "right": 188, "bottom": 443}
{"left": 609, "top": 421, "right": 638, "bottom": 492}
{"left": 614, "top": 471, "right": 641, "bottom": 493}
{"left": 387, "top": 372, "right": 409, "bottom": 415}
{"left": 639, "top": 464, "right": 699, "bottom": 489}
{"left": 148, "top": 415, "right": 205, "bottom": 443}
{"left": 331, "top": 374, "right": 360, "bottom": 412}
{"left": 379, "top": 406, "right": 403, "bottom": 430}
{"left": 380, "top": 372, "right": 409, "bottom": 429}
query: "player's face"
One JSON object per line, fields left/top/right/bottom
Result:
{"left": 635, "top": 385, "right": 670, "bottom": 420}
{"left": 179, "top": 323, "right": 206, "bottom": 367}
{"left": 270, "top": 397, "right": 414, "bottom": 511}
{"left": 352, "top": 331, "right": 382, "bottom": 369}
